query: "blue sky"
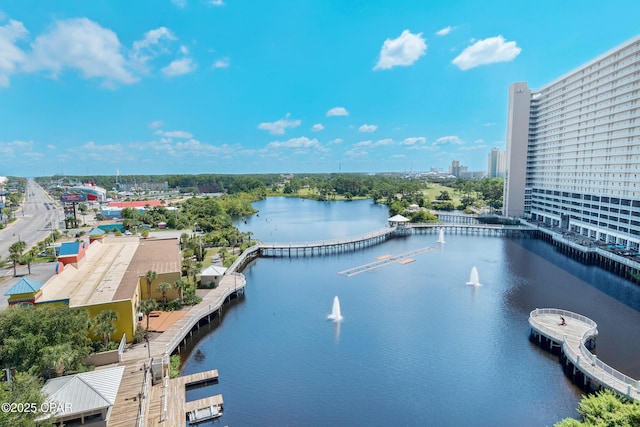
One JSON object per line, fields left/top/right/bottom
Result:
{"left": 0, "top": 1, "right": 639, "bottom": 177}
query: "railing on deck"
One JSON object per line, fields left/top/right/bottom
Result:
{"left": 530, "top": 308, "right": 639, "bottom": 398}
{"left": 163, "top": 274, "right": 246, "bottom": 355}
{"left": 137, "top": 359, "right": 151, "bottom": 427}
{"left": 117, "top": 333, "right": 126, "bottom": 362}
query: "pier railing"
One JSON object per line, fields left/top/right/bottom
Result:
{"left": 530, "top": 308, "right": 640, "bottom": 398}
{"left": 163, "top": 274, "right": 246, "bottom": 355}
{"left": 258, "top": 227, "right": 395, "bottom": 249}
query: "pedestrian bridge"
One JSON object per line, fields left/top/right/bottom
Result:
{"left": 529, "top": 308, "right": 640, "bottom": 400}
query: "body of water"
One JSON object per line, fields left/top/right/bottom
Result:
{"left": 182, "top": 198, "right": 640, "bottom": 426}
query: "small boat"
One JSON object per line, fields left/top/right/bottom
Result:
{"left": 187, "top": 404, "right": 222, "bottom": 423}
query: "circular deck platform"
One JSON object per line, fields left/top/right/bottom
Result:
{"left": 529, "top": 308, "right": 640, "bottom": 400}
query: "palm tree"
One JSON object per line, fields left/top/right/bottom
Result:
{"left": 145, "top": 270, "right": 157, "bottom": 299}
{"left": 41, "top": 343, "right": 75, "bottom": 378}
{"left": 138, "top": 299, "right": 159, "bottom": 332}
{"left": 8, "top": 240, "right": 26, "bottom": 276}
{"left": 92, "top": 310, "right": 119, "bottom": 350}
{"left": 244, "top": 231, "right": 254, "bottom": 245}
{"left": 174, "top": 279, "right": 189, "bottom": 301}
{"left": 218, "top": 247, "right": 229, "bottom": 265}
{"left": 157, "top": 282, "right": 172, "bottom": 308}
{"left": 23, "top": 249, "right": 36, "bottom": 275}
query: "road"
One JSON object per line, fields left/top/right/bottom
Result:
{"left": 0, "top": 178, "right": 63, "bottom": 260}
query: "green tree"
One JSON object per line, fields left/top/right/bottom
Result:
{"left": 92, "top": 310, "right": 119, "bottom": 350}
{"left": 8, "top": 240, "right": 26, "bottom": 277}
{"left": 0, "top": 305, "right": 91, "bottom": 376}
{"left": 138, "top": 299, "right": 159, "bottom": 333}
{"left": 0, "top": 372, "right": 53, "bottom": 427}
{"left": 555, "top": 389, "right": 640, "bottom": 426}
{"left": 40, "top": 343, "right": 75, "bottom": 378}
{"left": 145, "top": 270, "right": 157, "bottom": 299}
{"left": 157, "top": 282, "right": 172, "bottom": 308}
{"left": 174, "top": 279, "right": 189, "bottom": 301}
{"left": 22, "top": 249, "right": 36, "bottom": 275}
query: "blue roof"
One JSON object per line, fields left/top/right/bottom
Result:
{"left": 59, "top": 241, "right": 81, "bottom": 256}
{"left": 5, "top": 278, "right": 45, "bottom": 296}
{"left": 89, "top": 227, "right": 105, "bottom": 236}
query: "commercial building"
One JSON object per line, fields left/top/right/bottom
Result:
{"left": 504, "top": 36, "right": 640, "bottom": 250}
{"left": 38, "top": 236, "right": 182, "bottom": 343}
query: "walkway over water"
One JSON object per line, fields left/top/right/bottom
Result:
{"left": 337, "top": 246, "right": 438, "bottom": 277}
{"left": 529, "top": 308, "right": 640, "bottom": 400}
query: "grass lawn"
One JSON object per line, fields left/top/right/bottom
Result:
{"left": 423, "top": 183, "right": 462, "bottom": 206}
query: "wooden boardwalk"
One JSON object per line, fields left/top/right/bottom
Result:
{"left": 337, "top": 246, "right": 438, "bottom": 277}
{"left": 147, "top": 370, "right": 222, "bottom": 427}
{"left": 107, "top": 358, "right": 149, "bottom": 427}
{"left": 110, "top": 273, "right": 245, "bottom": 426}
{"left": 529, "top": 308, "right": 640, "bottom": 400}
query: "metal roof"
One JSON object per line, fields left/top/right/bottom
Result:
{"left": 4, "top": 277, "right": 45, "bottom": 296}
{"left": 58, "top": 241, "right": 82, "bottom": 256}
{"left": 200, "top": 265, "right": 227, "bottom": 276}
{"left": 42, "top": 365, "right": 125, "bottom": 418}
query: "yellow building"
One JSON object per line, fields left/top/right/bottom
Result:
{"left": 38, "top": 236, "right": 182, "bottom": 343}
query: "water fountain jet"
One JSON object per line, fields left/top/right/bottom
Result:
{"left": 327, "top": 296, "right": 343, "bottom": 322}
{"left": 437, "top": 228, "right": 446, "bottom": 244}
{"left": 466, "top": 266, "right": 481, "bottom": 286}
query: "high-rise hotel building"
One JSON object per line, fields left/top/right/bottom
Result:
{"left": 504, "top": 36, "right": 640, "bottom": 250}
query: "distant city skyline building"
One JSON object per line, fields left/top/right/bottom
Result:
{"left": 449, "top": 160, "right": 467, "bottom": 178}
{"left": 487, "top": 148, "right": 506, "bottom": 178}
{"left": 504, "top": 35, "right": 640, "bottom": 249}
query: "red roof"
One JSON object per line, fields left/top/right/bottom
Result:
{"left": 108, "top": 200, "right": 164, "bottom": 208}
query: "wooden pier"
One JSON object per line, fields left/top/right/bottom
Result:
{"left": 257, "top": 227, "right": 398, "bottom": 257}
{"left": 146, "top": 369, "right": 223, "bottom": 426}
{"left": 337, "top": 246, "right": 438, "bottom": 277}
{"left": 529, "top": 308, "right": 640, "bottom": 400}
{"left": 410, "top": 223, "right": 534, "bottom": 237}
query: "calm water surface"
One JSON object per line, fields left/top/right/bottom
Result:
{"left": 182, "top": 198, "right": 640, "bottom": 426}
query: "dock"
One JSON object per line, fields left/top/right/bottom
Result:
{"left": 529, "top": 308, "right": 640, "bottom": 400}
{"left": 337, "top": 246, "right": 438, "bottom": 277}
{"left": 145, "top": 369, "right": 222, "bottom": 426}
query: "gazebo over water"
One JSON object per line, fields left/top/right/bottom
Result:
{"left": 388, "top": 214, "right": 411, "bottom": 236}
{"left": 388, "top": 214, "right": 409, "bottom": 227}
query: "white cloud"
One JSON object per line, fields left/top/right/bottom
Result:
{"left": 148, "top": 120, "right": 163, "bottom": 129}
{"left": 212, "top": 57, "right": 230, "bottom": 68}
{"left": 0, "top": 140, "right": 34, "bottom": 159}
{"left": 311, "top": 123, "right": 324, "bottom": 132}
{"left": 452, "top": 35, "right": 521, "bottom": 70}
{"left": 210, "top": 0, "right": 224, "bottom": 5}
{"left": 436, "top": 26, "right": 452, "bottom": 36}
{"left": 171, "top": 0, "right": 187, "bottom": 8}
{"left": 162, "top": 57, "right": 196, "bottom": 77}
{"left": 483, "top": 122, "right": 496, "bottom": 127}
{"left": 130, "top": 27, "right": 176, "bottom": 71}
{"left": 401, "top": 136, "right": 427, "bottom": 145}
{"left": 258, "top": 116, "right": 301, "bottom": 135}
{"left": 163, "top": 130, "right": 193, "bottom": 138}
{"left": 433, "top": 135, "right": 464, "bottom": 145}
{"left": 358, "top": 124, "right": 378, "bottom": 133}
{"left": 326, "top": 107, "right": 349, "bottom": 117}
{"left": 375, "top": 138, "right": 393, "bottom": 146}
{"left": 267, "top": 137, "right": 325, "bottom": 153}
{"left": 354, "top": 140, "right": 372, "bottom": 147}
{"left": 0, "top": 19, "right": 28, "bottom": 87}
{"left": 373, "top": 30, "right": 427, "bottom": 71}
{"left": 328, "top": 138, "right": 343, "bottom": 145}
{"left": 27, "top": 18, "right": 137, "bottom": 85}
{"left": 47, "top": 144, "right": 56, "bottom": 150}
